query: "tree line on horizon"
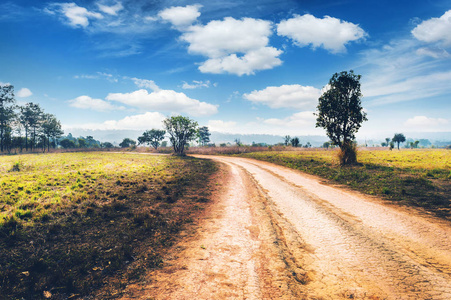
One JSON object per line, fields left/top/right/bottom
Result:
{"left": 0, "top": 84, "right": 63, "bottom": 153}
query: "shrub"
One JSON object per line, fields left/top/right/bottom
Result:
{"left": 9, "top": 161, "right": 21, "bottom": 172}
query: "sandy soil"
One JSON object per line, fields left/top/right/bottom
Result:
{"left": 121, "top": 156, "right": 451, "bottom": 299}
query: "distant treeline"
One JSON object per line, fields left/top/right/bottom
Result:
{"left": 0, "top": 84, "right": 63, "bottom": 154}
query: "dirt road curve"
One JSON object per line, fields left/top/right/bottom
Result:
{"left": 123, "top": 156, "right": 451, "bottom": 299}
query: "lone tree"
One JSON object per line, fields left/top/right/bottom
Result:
{"left": 315, "top": 70, "right": 367, "bottom": 165}
{"left": 163, "top": 115, "right": 198, "bottom": 156}
{"left": 197, "top": 126, "right": 211, "bottom": 146}
{"left": 392, "top": 133, "right": 406, "bottom": 150}
{"left": 138, "top": 129, "right": 166, "bottom": 150}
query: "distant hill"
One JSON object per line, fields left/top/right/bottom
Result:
{"left": 63, "top": 128, "right": 451, "bottom": 148}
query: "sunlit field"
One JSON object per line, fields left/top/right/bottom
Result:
{"left": 240, "top": 148, "right": 451, "bottom": 219}
{"left": 0, "top": 152, "right": 217, "bottom": 299}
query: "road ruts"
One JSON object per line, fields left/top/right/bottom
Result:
{"left": 209, "top": 156, "right": 451, "bottom": 300}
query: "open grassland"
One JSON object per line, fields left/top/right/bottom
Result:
{"left": 239, "top": 149, "right": 451, "bottom": 220}
{"left": 0, "top": 152, "right": 217, "bottom": 299}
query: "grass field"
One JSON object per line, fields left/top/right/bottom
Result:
{"left": 239, "top": 149, "right": 451, "bottom": 220}
{"left": 0, "top": 152, "right": 217, "bottom": 299}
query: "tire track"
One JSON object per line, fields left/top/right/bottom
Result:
{"left": 211, "top": 156, "right": 451, "bottom": 299}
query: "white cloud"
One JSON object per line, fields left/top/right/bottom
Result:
{"left": 243, "top": 84, "right": 320, "bottom": 109}
{"left": 412, "top": 10, "right": 451, "bottom": 46}
{"left": 106, "top": 89, "right": 218, "bottom": 116}
{"left": 404, "top": 116, "right": 449, "bottom": 130}
{"left": 71, "top": 112, "right": 166, "bottom": 130}
{"left": 198, "top": 47, "right": 282, "bottom": 76}
{"left": 51, "top": 2, "right": 103, "bottom": 28}
{"left": 178, "top": 17, "right": 282, "bottom": 75}
{"left": 97, "top": 2, "right": 123, "bottom": 16}
{"left": 416, "top": 47, "right": 450, "bottom": 59}
{"left": 158, "top": 4, "right": 202, "bottom": 28}
{"left": 359, "top": 39, "right": 451, "bottom": 106}
{"left": 68, "top": 95, "right": 124, "bottom": 111}
{"left": 263, "top": 111, "right": 316, "bottom": 127}
{"left": 207, "top": 112, "right": 321, "bottom": 135}
{"left": 130, "top": 77, "right": 160, "bottom": 91}
{"left": 182, "top": 17, "right": 272, "bottom": 58}
{"left": 207, "top": 120, "right": 238, "bottom": 133}
{"left": 277, "top": 14, "right": 366, "bottom": 53}
{"left": 17, "top": 88, "right": 32, "bottom": 98}
{"left": 74, "top": 72, "right": 118, "bottom": 82}
{"left": 182, "top": 80, "right": 212, "bottom": 89}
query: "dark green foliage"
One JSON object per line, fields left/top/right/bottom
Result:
{"left": 392, "top": 133, "right": 406, "bottom": 150}
{"left": 60, "top": 139, "right": 76, "bottom": 149}
{"left": 0, "top": 84, "right": 16, "bottom": 152}
{"left": 197, "top": 126, "right": 211, "bottom": 146}
{"left": 138, "top": 129, "right": 166, "bottom": 149}
{"left": 290, "top": 137, "right": 300, "bottom": 147}
{"left": 315, "top": 70, "right": 367, "bottom": 164}
{"left": 119, "top": 138, "right": 136, "bottom": 148}
{"left": 163, "top": 115, "right": 198, "bottom": 156}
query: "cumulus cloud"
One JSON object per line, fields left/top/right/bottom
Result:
{"left": 404, "top": 116, "right": 449, "bottom": 129}
{"left": 106, "top": 89, "right": 218, "bottom": 116}
{"left": 277, "top": 14, "right": 366, "bottom": 53}
{"left": 17, "top": 88, "right": 32, "bottom": 98}
{"left": 412, "top": 10, "right": 451, "bottom": 46}
{"left": 158, "top": 4, "right": 202, "bottom": 28}
{"left": 97, "top": 2, "right": 123, "bottom": 16}
{"left": 199, "top": 47, "right": 282, "bottom": 76}
{"left": 73, "top": 112, "right": 166, "bottom": 130}
{"left": 177, "top": 16, "right": 282, "bottom": 75}
{"left": 182, "top": 17, "right": 272, "bottom": 57}
{"left": 68, "top": 95, "right": 124, "bottom": 111}
{"left": 243, "top": 84, "right": 321, "bottom": 109}
{"left": 48, "top": 2, "right": 103, "bottom": 28}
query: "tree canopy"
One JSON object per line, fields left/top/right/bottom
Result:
{"left": 0, "top": 84, "right": 16, "bottom": 152}
{"left": 290, "top": 137, "right": 300, "bottom": 147}
{"left": 138, "top": 129, "right": 166, "bottom": 149}
{"left": 163, "top": 115, "right": 198, "bottom": 156}
{"left": 315, "top": 70, "right": 367, "bottom": 164}
{"left": 119, "top": 138, "right": 136, "bottom": 148}
{"left": 392, "top": 133, "right": 406, "bottom": 150}
{"left": 0, "top": 84, "right": 64, "bottom": 153}
{"left": 197, "top": 126, "right": 211, "bottom": 146}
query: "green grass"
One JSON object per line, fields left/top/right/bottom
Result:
{"left": 239, "top": 149, "right": 450, "bottom": 220}
{"left": 0, "top": 152, "right": 217, "bottom": 299}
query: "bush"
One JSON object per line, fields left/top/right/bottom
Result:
{"left": 9, "top": 162, "right": 21, "bottom": 172}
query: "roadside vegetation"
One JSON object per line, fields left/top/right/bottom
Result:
{"left": 0, "top": 152, "right": 217, "bottom": 299}
{"left": 239, "top": 149, "right": 451, "bottom": 220}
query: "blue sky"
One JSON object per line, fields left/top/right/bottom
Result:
{"left": 1, "top": 0, "right": 451, "bottom": 139}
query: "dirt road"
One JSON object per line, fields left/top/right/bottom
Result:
{"left": 123, "top": 156, "right": 451, "bottom": 299}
